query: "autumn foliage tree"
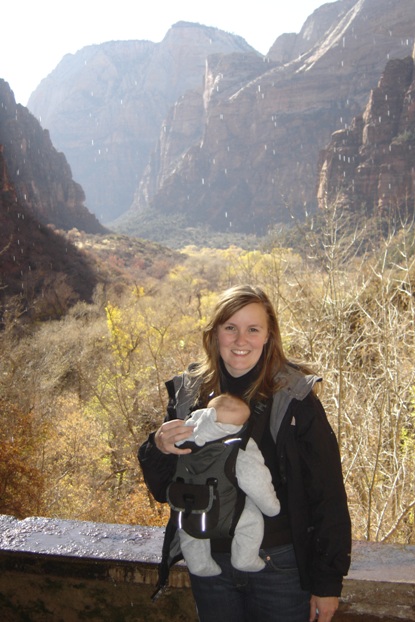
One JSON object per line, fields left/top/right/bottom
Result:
{"left": 0, "top": 398, "right": 44, "bottom": 517}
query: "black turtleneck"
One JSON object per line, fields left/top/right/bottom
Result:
{"left": 218, "top": 357, "right": 261, "bottom": 398}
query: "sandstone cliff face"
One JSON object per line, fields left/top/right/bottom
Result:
{"left": 0, "top": 80, "right": 106, "bottom": 234}
{"left": 27, "top": 23, "right": 256, "bottom": 224}
{"left": 317, "top": 52, "right": 415, "bottom": 218}
{"left": 129, "top": 0, "right": 415, "bottom": 235}
{"left": 131, "top": 51, "right": 270, "bottom": 224}
{"left": 23, "top": 1, "right": 415, "bottom": 236}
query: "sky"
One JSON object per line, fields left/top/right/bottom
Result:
{"left": 1, "top": 0, "right": 331, "bottom": 106}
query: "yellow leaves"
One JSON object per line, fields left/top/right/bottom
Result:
{"left": 132, "top": 285, "right": 145, "bottom": 298}
{"left": 167, "top": 264, "right": 187, "bottom": 281}
{"left": 0, "top": 398, "right": 44, "bottom": 517}
{"left": 40, "top": 396, "right": 111, "bottom": 518}
{"left": 115, "top": 484, "right": 170, "bottom": 526}
{"left": 105, "top": 303, "right": 127, "bottom": 351}
{"left": 400, "top": 387, "right": 415, "bottom": 455}
{"left": 104, "top": 302, "right": 145, "bottom": 378}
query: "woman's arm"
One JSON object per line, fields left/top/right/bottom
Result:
{"left": 138, "top": 376, "right": 195, "bottom": 502}
{"left": 291, "top": 393, "right": 352, "bottom": 596}
{"left": 138, "top": 432, "right": 178, "bottom": 503}
{"left": 138, "top": 421, "right": 195, "bottom": 502}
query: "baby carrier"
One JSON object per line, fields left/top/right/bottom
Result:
{"left": 166, "top": 428, "right": 249, "bottom": 540}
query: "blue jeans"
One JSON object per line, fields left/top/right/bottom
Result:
{"left": 188, "top": 544, "right": 310, "bottom": 622}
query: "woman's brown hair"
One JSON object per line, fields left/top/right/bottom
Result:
{"left": 194, "top": 284, "right": 289, "bottom": 404}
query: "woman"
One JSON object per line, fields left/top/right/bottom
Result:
{"left": 138, "top": 285, "right": 351, "bottom": 622}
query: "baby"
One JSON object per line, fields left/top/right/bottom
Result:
{"left": 175, "top": 393, "right": 280, "bottom": 576}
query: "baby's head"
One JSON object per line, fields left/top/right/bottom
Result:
{"left": 207, "top": 393, "right": 250, "bottom": 427}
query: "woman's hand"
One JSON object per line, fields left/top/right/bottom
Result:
{"left": 309, "top": 595, "right": 339, "bottom": 622}
{"left": 154, "top": 419, "right": 194, "bottom": 455}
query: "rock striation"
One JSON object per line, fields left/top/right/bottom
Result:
{"left": 0, "top": 80, "right": 106, "bottom": 234}
{"left": 317, "top": 52, "right": 415, "bottom": 220}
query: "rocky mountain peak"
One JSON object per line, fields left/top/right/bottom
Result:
{"left": 27, "top": 23, "right": 257, "bottom": 225}
{"left": 126, "top": 0, "right": 415, "bottom": 236}
{"left": 268, "top": 0, "right": 356, "bottom": 64}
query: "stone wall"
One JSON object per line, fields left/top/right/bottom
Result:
{"left": 0, "top": 515, "right": 414, "bottom": 621}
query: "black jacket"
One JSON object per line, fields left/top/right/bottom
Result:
{"left": 138, "top": 365, "right": 351, "bottom": 598}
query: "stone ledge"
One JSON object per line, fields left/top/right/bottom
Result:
{"left": 0, "top": 515, "right": 414, "bottom": 621}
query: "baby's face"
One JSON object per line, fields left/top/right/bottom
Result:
{"left": 215, "top": 403, "right": 250, "bottom": 427}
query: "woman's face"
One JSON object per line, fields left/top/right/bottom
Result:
{"left": 216, "top": 303, "right": 269, "bottom": 377}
